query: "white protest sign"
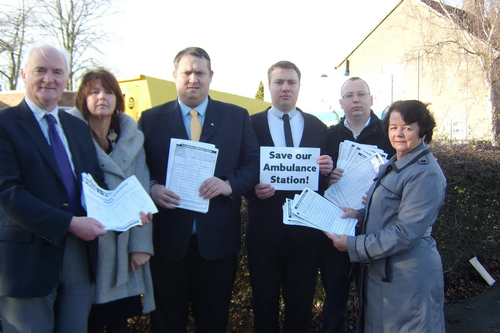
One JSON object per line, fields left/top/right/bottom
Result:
{"left": 260, "top": 147, "right": 320, "bottom": 191}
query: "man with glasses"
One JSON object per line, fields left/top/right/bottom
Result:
{"left": 320, "top": 77, "right": 395, "bottom": 333}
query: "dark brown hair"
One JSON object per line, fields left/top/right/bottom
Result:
{"left": 74, "top": 68, "right": 125, "bottom": 150}
{"left": 383, "top": 100, "right": 436, "bottom": 143}
{"left": 173, "top": 47, "right": 211, "bottom": 72}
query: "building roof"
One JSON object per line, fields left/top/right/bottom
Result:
{"left": 421, "top": 0, "right": 487, "bottom": 40}
{"left": 335, "top": 0, "right": 405, "bottom": 68}
{"left": 335, "top": 0, "right": 486, "bottom": 69}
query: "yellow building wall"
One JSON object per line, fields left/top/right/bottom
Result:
{"left": 118, "top": 75, "right": 271, "bottom": 121}
{"left": 338, "top": 0, "right": 491, "bottom": 141}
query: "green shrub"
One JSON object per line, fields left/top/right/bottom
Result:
{"left": 432, "top": 141, "right": 500, "bottom": 271}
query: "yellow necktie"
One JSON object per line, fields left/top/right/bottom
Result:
{"left": 190, "top": 109, "right": 202, "bottom": 142}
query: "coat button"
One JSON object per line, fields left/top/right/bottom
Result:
{"left": 62, "top": 203, "right": 69, "bottom": 208}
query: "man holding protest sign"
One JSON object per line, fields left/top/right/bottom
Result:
{"left": 245, "top": 61, "right": 333, "bottom": 332}
{"left": 320, "top": 77, "right": 395, "bottom": 333}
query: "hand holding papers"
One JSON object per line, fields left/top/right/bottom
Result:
{"left": 281, "top": 141, "right": 388, "bottom": 236}
{"left": 165, "top": 139, "right": 219, "bottom": 213}
{"left": 283, "top": 188, "right": 358, "bottom": 236}
{"left": 260, "top": 147, "right": 320, "bottom": 191}
{"left": 325, "top": 141, "right": 388, "bottom": 209}
{"left": 82, "top": 174, "right": 158, "bottom": 232}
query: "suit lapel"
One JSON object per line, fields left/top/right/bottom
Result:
{"left": 201, "top": 98, "right": 222, "bottom": 142}
{"left": 164, "top": 102, "right": 189, "bottom": 140}
{"left": 298, "top": 109, "right": 311, "bottom": 147}
{"left": 17, "top": 102, "right": 63, "bottom": 182}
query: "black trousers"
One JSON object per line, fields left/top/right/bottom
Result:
{"left": 150, "top": 236, "right": 238, "bottom": 333}
{"left": 319, "top": 237, "right": 353, "bottom": 333}
{"left": 247, "top": 233, "right": 320, "bottom": 333}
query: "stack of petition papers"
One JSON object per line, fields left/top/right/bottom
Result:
{"left": 324, "top": 141, "right": 388, "bottom": 210}
{"left": 82, "top": 174, "right": 158, "bottom": 232}
{"left": 283, "top": 188, "right": 358, "bottom": 236}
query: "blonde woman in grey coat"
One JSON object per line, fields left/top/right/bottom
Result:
{"left": 69, "top": 68, "right": 154, "bottom": 333}
{"left": 326, "top": 100, "right": 446, "bottom": 333}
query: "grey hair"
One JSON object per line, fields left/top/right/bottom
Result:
{"left": 22, "top": 44, "right": 70, "bottom": 75}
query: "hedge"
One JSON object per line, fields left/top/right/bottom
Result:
{"left": 1, "top": 141, "right": 499, "bottom": 333}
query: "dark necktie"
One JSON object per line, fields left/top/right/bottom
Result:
{"left": 46, "top": 114, "right": 79, "bottom": 213}
{"left": 282, "top": 114, "right": 294, "bottom": 147}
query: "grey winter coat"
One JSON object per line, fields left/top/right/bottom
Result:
{"left": 67, "top": 108, "right": 155, "bottom": 313}
{"left": 347, "top": 143, "right": 446, "bottom": 333}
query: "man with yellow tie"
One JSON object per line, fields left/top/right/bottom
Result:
{"left": 138, "top": 47, "right": 260, "bottom": 333}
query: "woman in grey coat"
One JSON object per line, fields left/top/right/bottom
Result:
{"left": 326, "top": 100, "right": 446, "bottom": 333}
{"left": 69, "top": 68, "right": 154, "bottom": 333}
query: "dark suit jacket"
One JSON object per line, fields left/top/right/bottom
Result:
{"left": 0, "top": 100, "right": 106, "bottom": 298}
{"left": 138, "top": 97, "right": 259, "bottom": 261}
{"left": 246, "top": 108, "right": 329, "bottom": 250}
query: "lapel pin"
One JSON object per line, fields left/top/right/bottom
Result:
{"left": 211, "top": 123, "right": 214, "bottom": 126}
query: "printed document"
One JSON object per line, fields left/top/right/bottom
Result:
{"left": 82, "top": 173, "right": 158, "bottom": 232}
{"left": 325, "top": 141, "right": 387, "bottom": 209}
{"left": 165, "top": 138, "right": 219, "bottom": 213}
{"left": 284, "top": 188, "right": 358, "bottom": 236}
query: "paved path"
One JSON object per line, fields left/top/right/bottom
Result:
{"left": 445, "top": 283, "right": 500, "bottom": 332}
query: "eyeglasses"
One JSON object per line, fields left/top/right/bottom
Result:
{"left": 341, "top": 92, "right": 370, "bottom": 100}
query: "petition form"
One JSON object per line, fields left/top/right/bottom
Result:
{"left": 166, "top": 138, "right": 219, "bottom": 213}
{"left": 286, "top": 188, "right": 358, "bottom": 236}
{"left": 325, "top": 153, "right": 385, "bottom": 209}
{"left": 82, "top": 174, "right": 158, "bottom": 232}
{"left": 325, "top": 141, "right": 387, "bottom": 209}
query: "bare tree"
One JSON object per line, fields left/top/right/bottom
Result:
{"left": 0, "top": 0, "right": 35, "bottom": 90}
{"left": 407, "top": 0, "right": 500, "bottom": 143}
{"left": 38, "top": 0, "right": 118, "bottom": 90}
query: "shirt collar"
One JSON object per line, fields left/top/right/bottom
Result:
{"left": 270, "top": 105, "right": 299, "bottom": 120}
{"left": 25, "top": 96, "right": 60, "bottom": 123}
{"left": 178, "top": 97, "right": 209, "bottom": 118}
{"left": 344, "top": 115, "right": 372, "bottom": 138}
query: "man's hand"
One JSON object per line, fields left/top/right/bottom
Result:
{"left": 318, "top": 155, "right": 333, "bottom": 176}
{"left": 151, "top": 184, "right": 180, "bottom": 209}
{"left": 199, "top": 177, "right": 232, "bottom": 199}
{"left": 68, "top": 216, "right": 108, "bottom": 241}
{"left": 254, "top": 183, "right": 275, "bottom": 200}
{"left": 327, "top": 168, "right": 344, "bottom": 186}
{"left": 130, "top": 252, "right": 151, "bottom": 272}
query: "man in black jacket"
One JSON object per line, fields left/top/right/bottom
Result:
{"left": 321, "top": 77, "right": 395, "bottom": 333}
{"left": 246, "top": 61, "right": 333, "bottom": 333}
